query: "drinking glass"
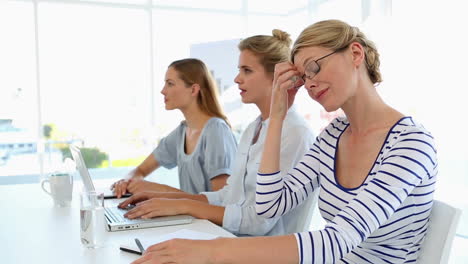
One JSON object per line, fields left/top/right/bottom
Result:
{"left": 80, "top": 191, "right": 106, "bottom": 248}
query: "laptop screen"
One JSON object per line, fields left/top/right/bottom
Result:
{"left": 69, "top": 144, "right": 96, "bottom": 192}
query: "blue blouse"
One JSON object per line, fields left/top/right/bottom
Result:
{"left": 153, "top": 117, "right": 237, "bottom": 194}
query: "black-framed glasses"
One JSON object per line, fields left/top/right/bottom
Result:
{"left": 301, "top": 48, "right": 344, "bottom": 81}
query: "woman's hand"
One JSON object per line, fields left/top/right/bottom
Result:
{"left": 126, "top": 180, "right": 172, "bottom": 194}
{"left": 111, "top": 156, "right": 161, "bottom": 197}
{"left": 112, "top": 177, "right": 176, "bottom": 198}
{"left": 270, "top": 62, "right": 304, "bottom": 121}
{"left": 132, "top": 239, "right": 216, "bottom": 264}
{"left": 118, "top": 191, "right": 160, "bottom": 208}
{"left": 124, "top": 198, "right": 190, "bottom": 219}
{"left": 111, "top": 175, "right": 144, "bottom": 198}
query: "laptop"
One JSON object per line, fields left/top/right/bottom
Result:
{"left": 68, "top": 145, "right": 130, "bottom": 200}
{"left": 69, "top": 144, "right": 194, "bottom": 231}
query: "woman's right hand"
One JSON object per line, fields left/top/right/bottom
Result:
{"left": 131, "top": 238, "right": 217, "bottom": 264}
{"left": 270, "top": 62, "right": 304, "bottom": 121}
{"left": 117, "top": 191, "right": 161, "bottom": 209}
{"left": 111, "top": 175, "right": 144, "bottom": 198}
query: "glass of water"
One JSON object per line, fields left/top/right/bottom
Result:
{"left": 80, "top": 191, "right": 106, "bottom": 248}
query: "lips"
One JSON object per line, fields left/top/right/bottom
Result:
{"left": 317, "top": 89, "right": 327, "bottom": 98}
{"left": 314, "top": 88, "right": 329, "bottom": 101}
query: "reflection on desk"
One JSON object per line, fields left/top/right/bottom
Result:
{"left": 1, "top": 181, "right": 235, "bottom": 264}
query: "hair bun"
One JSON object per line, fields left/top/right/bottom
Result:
{"left": 272, "top": 29, "right": 292, "bottom": 46}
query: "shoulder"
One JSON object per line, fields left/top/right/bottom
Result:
{"left": 245, "top": 117, "right": 261, "bottom": 130}
{"left": 328, "top": 116, "right": 349, "bottom": 131}
{"left": 204, "top": 117, "right": 231, "bottom": 131}
{"left": 236, "top": 117, "right": 262, "bottom": 145}
{"left": 167, "top": 121, "right": 186, "bottom": 136}
{"left": 319, "top": 116, "right": 349, "bottom": 139}
{"left": 206, "top": 117, "right": 229, "bottom": 127}
{"left": 391, "top": 117, "right": 436, "bottom": 150}
{"left": 383, "top": 117, "right": 438, "bottom": 178}
{"left": 202, "top": 117, "right": 235, "bottom": 140}
{"left": 393, "top": 116, "right": 430, "bottom": 132}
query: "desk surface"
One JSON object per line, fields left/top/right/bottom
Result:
{"left": 1, "top": 180, "right": 235, "bottom": 264}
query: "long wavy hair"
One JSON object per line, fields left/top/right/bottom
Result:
{"left": 169, "top": 58, "right": 231, "bottom": 127}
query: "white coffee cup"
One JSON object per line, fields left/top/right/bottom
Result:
{"left": 41, "top": 172, "right": 74, "bottom": 207}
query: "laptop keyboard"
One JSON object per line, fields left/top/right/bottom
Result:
{"left": 105, "top": 206, "right": 134, "bottom": 223}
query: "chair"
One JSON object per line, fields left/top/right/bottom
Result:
{"left": 418, "top": 200, "right": 462, "bottom": 264}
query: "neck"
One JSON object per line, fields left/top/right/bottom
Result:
{"left": 341, "top": 82, "right": 401, "bottom": 135}
{"left": 181, "top": 104, "right": 211, "bottom": 130}
{"left": 256, "top": 95, "right": 271, "bottom": 121}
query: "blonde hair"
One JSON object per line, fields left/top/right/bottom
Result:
{"left": 169, "top": 58, "right": 231, "bottom": 127}
{"left": 238, "top": 29, "right": 292, "bottom": 74}
{"left": 291, "top": 19, "right": 382, "bottom": 84}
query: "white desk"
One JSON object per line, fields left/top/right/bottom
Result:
{"left": 1, "top": 180, "right": 235, "bottom": 264}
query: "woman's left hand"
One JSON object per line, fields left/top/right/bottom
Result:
{"left": 124, "top": 198, "right": 189, "bottom": 219}
{"left": 127, "top": 180, "right": 170, "bottom": 194}
{"left": 131, "top": 239, "right": 215, "bottom": 264}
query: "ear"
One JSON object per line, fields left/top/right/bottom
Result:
{"left": 191, "top": 83, "right": 201, "bottom": 97}
{"left": 349, "top": 42, "right": 365, "bottom": 68}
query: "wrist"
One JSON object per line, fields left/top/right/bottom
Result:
{"left": 268, "top": 116, "right": 284, "bottom": 125}
{"left": 180, "top": 199, "right": 196, "bottom": 215}
{"left": 133, "top": 167, "right": 146, "bottom": 178}
{"left": 148, "top": 182, "right": 163, "bottom": 192}
{"left": 126, "top": 168, "right": 144, "bottom": 180}
{"left": 209, "top": 238, "right": 229, "bottom": 263}
{"left": 267, "top": 119, "right": 284, "bottom": 134}
{"left": 196, "top": 194, "right": 209, "bottom": 203}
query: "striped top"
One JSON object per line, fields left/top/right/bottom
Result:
{"left": 256, "top": 116, "right": 438, "bottom": 263}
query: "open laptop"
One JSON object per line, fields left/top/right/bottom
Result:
{"left": 69, "top": 144, "right": 194, "bottom": 231}
{"left": 69, "top": 145, "right": 130, "bottom": 200}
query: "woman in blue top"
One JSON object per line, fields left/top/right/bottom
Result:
{"left": 112, "top": 58, "right": 237, "bottom": 196}
{"left": 130, "top": 20, "right": 437, "bottom": 264}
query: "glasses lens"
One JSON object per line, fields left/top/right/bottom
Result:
{"left": 304, "top": 61, "right": 320, "bottom": 80}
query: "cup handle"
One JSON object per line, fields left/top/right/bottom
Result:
{"left": 41, "top": 179, "right": 52, "bottom": 196}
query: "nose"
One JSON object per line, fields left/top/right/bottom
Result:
{"left": 160, "top": 86, "right": 166, "bottom": 95}
{"left": 234, "top": 73, "right": 242, "bottom": 84}
{"left": 304, "top": 78, "right": 318, "bottom": 91}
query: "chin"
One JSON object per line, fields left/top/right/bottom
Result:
{"left": 240, "top": 96, "right": 251, "bottom": 104}
{"left": 322, "top": 103, "right": 340, "bottom": 113}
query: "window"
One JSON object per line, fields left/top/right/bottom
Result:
{"left": 0, "top": 0, "right": 38, "bottom": 183}
{"left": 38, "top": 2, "right": 154, "bottom": 181}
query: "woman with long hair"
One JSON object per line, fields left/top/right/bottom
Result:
{"left": 112, "top": 58, "right": 237, "bottom": 196}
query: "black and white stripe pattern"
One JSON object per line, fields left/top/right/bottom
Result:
{"left": 256, "top": 117, "right": 437, "bottom": 263}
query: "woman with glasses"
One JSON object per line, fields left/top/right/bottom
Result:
{"left": 131, "top": 20, "right": 437, "bottom": 264}
{"left": 111, "top": 58, "right": 237, "bottom": 196}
